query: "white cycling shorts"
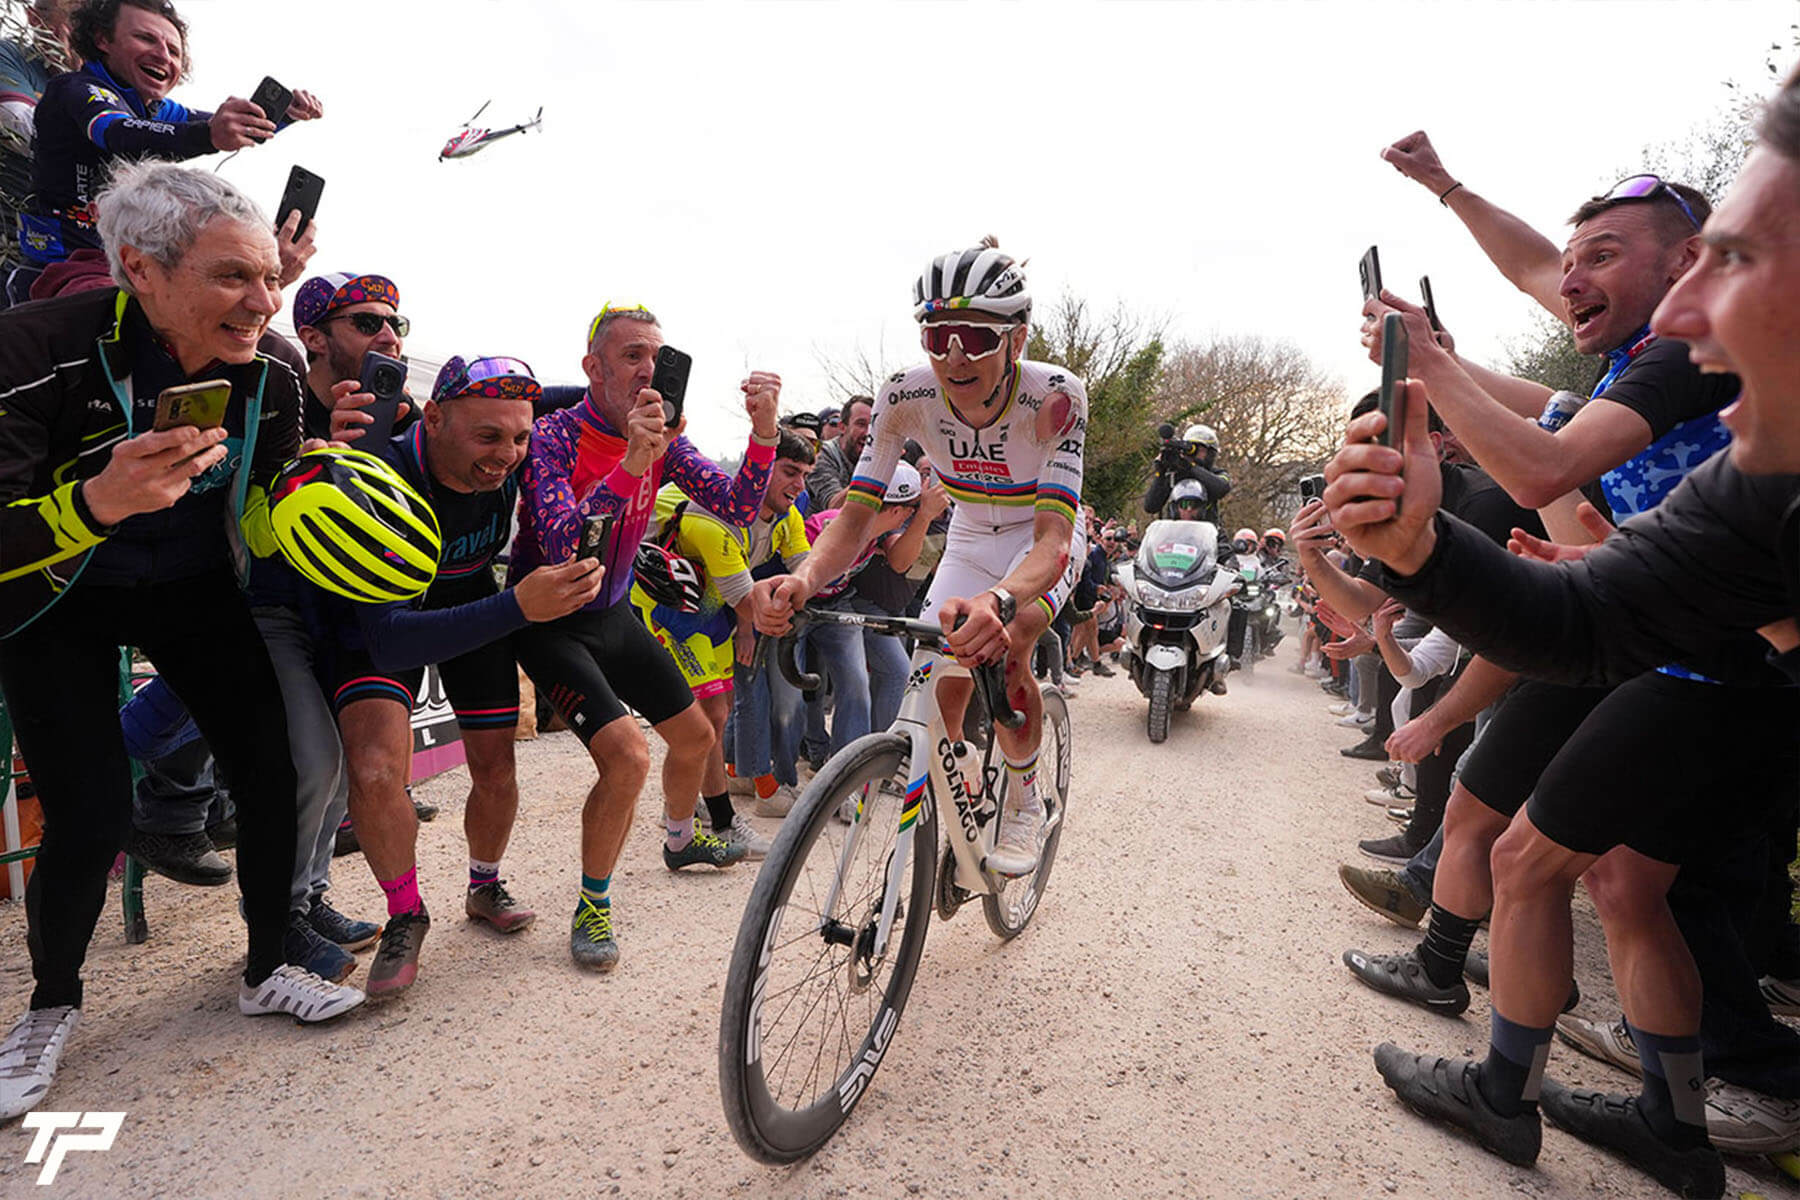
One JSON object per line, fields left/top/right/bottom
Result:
{"left": 920, "top": 518, "right": 1086, "bottom": 624}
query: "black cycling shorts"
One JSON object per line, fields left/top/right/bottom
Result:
{"left": 513, "top": 598, "right": 694, "bottom": 739}
{"left": 330, "top": 635, "right": 520, "bottom": 731}
{"left": 1458, "top": 679, "right": 1612, "bottom": 817}
{"left": 1528, "top": 672, "right": 1800, "bottom": 865}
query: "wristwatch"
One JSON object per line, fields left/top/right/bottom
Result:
{"left": 984, "top": 586, "right": 1017, "bottom": 624}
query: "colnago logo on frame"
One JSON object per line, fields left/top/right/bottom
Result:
{"left": 20, "top": 1111, "right": 125, "bottom": 1185}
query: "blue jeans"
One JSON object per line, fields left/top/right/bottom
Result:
{"left": 731, "top": 639, "right": 803, "bottom": 787}
{"left": 804, "top": 597, "right": 910, "bottom": 754}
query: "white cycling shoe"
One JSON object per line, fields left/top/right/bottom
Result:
{"left": 239, "top": 964, "right": 365, "bottom": 1023}
{"left": 0, "top": 1005, "right": 79, "bottom": 1120}
{"left": 986, "top": 801, "right": 1044, "bottom": 878}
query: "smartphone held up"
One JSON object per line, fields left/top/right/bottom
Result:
{"left": 651, "top": 346, "right": 692, "bottom": 427}
{"left": 1376, "top": 313, "right": 1410, "bottom": 452}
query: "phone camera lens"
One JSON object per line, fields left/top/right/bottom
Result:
{"left": 373, "top": 366, "right": 402, "bottom": 395}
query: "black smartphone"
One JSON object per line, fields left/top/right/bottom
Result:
{"left": 1377, "top": 312, "right": 1410, "bottom": 450}
{"left": 249, "top": 76, "right": 292, "bottom": 130}
{"left": 1419, "top": 275, "right": 1443, "bottom": 333}
{"left": 578, "top": 513, "right": 614, "bottom": 562}
{"left": 1299, "top": 473, "right": 1326, "bottom": 502}
{"left": 1359, "top": 245, "right": 1383, "bottom": 303}
{"left": 355, "top": 351, "right": 408, "bottom": 444}
{"left": 276, "top": 165, "right": 324, "bottom": 239}
{"left": 651, "top": 345, "right": 692, "bottom": 427}
{"left": 153, "top": 379, "right": 232, "bottom": 432}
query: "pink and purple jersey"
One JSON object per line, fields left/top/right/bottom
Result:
{"left": 509, "top": 389, "right": 774, "bottom": 610}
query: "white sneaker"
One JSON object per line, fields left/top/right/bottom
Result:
{"left": 239, "top": 964, "right": 365, "bottom": 1023}
{"left": 726, "top": 773, "right": 755, "bottom": 798}
{"left": 716, "top": 812, "right": 771, "bottom": 860}
{"left": 0, "top": 1005, "right": 79, "bottom": 1120}
{"left": 1336, "top": 710, "right": 1374, "bottom": 728}
{"left": 1327, "top": 701, "right": 1356, "bottom": 716}
{"left": 1364, "top": 783, "right": 1417, "bottom": 807}
{"left": 985, "top": 799, "right": 1044, "bottom": 878}
{"left": 754, "top": 784, "right": 798, "bottom": 818}
{"left": 1705, "top": 1079, "right": 1800, "bottom": 1153}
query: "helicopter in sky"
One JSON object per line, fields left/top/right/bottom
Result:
{"left": 439, "top": 102, "right": 543, "bottom": 161}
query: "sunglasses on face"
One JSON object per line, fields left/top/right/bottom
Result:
{"left": 1602, "top": 175, "right": 1703, "bottom": 232}
{"left": 323, "top": 311, "right": 411, "bottom": 338}
{"left": 920, "top": 322, "right": 1016, "bottom": 362}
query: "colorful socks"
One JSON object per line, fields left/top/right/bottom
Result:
{"left": 1003, "top": 751, "right": 1040, "bottom": 814}
{"left": 378, "top": 865, "right": 423, "bottom": 917}
{"left": 469, "top": 857, "right": 500, "bottom": 892}
{"left": 754, "top": 774, "right": 779, "bottom": 800}
{"left": 579, "top": 873, "right": 610, "bottom": 910}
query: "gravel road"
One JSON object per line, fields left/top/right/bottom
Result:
{"left": 2, "top": 643, "right": 1791, "bottom": 1197}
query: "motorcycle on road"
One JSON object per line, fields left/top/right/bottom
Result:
{"left": 1114, "top": 519, "right": 1237, "bottom": 743}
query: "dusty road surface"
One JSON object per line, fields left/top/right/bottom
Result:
{"left": 1, "top": 644, "right": 1790, "bottom": 1198}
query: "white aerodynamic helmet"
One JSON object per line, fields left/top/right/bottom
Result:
{"left": 912, "top": 238, "right": 1031, "bottom": 323}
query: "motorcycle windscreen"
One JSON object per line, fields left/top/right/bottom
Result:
{"left": 1136, "top": 519, "right": 1218, "bottom": 587}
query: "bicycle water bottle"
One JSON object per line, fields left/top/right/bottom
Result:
{"left": 1536, "top": 390, "right": 1589, "bottom": 432}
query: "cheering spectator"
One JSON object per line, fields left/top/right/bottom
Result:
{"left": 0, "top": 162, "right": 366, "bottom": 1123}
{"left": 18, "top": 0, "right": 321, "bottom": 280}
{"left": 510, "top": 303, "right": 780, "bottom": 973}
{"left": 807, "top": 394, "right": 871, "bottom": 510}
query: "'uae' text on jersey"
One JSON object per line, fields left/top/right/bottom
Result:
{"left": 846, "top": 360, "right": 1086, "bottom": 532}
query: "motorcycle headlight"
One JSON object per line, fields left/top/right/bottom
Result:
{"left": 1143, "top": 584, "right": 1202, "bottom": 612}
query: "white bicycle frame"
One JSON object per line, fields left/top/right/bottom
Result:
{"left": 809, "top": 636, "right": 1010, "bottom": 962}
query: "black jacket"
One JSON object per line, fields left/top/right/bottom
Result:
{"left": 0, "top": 287, "right": 301, "bottom": 636}
{"left": 1374, "top": 451, "right": 1798, "bottom": 688}
{"left": 1144, "top": 461, "right": 1232, "bottom": 521}
{"left": 21, "top": 61, "right": 221, "bottom": 263}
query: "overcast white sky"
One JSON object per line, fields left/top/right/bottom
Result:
{"left": 177, "top": 0, "right": 1794, "bottom": 456}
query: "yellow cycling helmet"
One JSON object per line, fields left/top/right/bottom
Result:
{"left": 268, "top": 446, "right": 441, "bottom": 603}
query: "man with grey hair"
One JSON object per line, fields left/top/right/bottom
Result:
{"left": 0, "top": 160, "right": 362, "bottom": 1123}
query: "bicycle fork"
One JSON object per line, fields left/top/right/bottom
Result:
{"left": 817, "top": 651, "right": 999, "bottom": 962}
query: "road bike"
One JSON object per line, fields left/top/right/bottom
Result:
{"left": 718, "top": 608, "right": 1073, "bottom": 1162}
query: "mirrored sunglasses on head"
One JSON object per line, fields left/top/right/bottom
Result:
{"left": 435, "top": 355, "right": 539, "bottom": 401}
{"left": 1601, "top": 174, "right": 1703, "bottom": 231}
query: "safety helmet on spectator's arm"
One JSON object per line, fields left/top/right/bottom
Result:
{"left": 268, "top": 447, "right": 441, "bottom": 602}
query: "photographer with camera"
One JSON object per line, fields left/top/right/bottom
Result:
{"left": 1142, "top": 421, "right": 1231, "bottom": 525}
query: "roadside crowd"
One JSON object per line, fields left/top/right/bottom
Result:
{"left": 0, "top": 0, "right": 1117, "bottom": 1130}
{"left": 5, "top": 5, "right": 1800, "bottom": 1198}
{"left": 1269, "top": 66, "right": 1800, "bottom": 1198}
